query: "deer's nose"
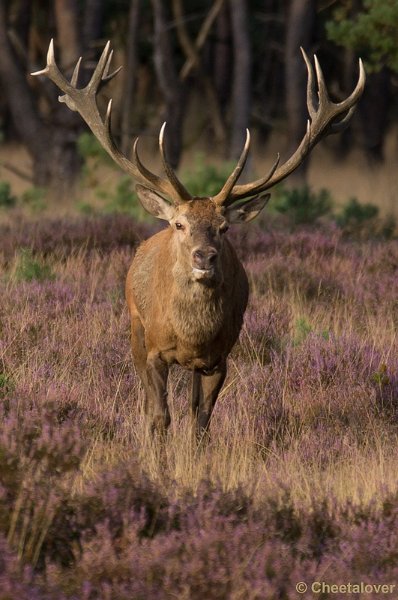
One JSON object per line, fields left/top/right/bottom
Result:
{"left": 192, "top": 247, "right": 218, "bottom": 269}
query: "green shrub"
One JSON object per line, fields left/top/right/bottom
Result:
{"left": 293, "top": 318, "right": 330, "bottom": 346}
{"left": 272, "top": 186, "right": 333, "bottom": 225}
{"left": 14, "top": 249, "right": 55, "bottom": 282}
{"left": 379, "top": 214, "right": 397, "bottom": 239}
{"left": 182, "top": 155, "right": 237, "bottom": 198}
{"left": 293, "top": 317, "right": 313, "bottom": 346}
{"left": 326, "top": 0, "right": 398, "bottom": 73}
{"left": 76, "top": 201, "right": 96, "bottom": 215}
{"left": 77, "top": 132, "right": 112, "bottom": 183}
{"left": 21, "top": 186, "right": 47, "bottom": 212}
{"left": 77, "top": 132, "right": 109, "bottom": 161}
{"left": 0, "top": 181, "right": 16, "bottom": 208}
{"left": 336, "top": 198, "right": 396, "bottom": 239}
{"left": 97, "top": 175, "right": 149, "bottom": 220}
{"left": 0, "top": 372, "right": 14, "bottom": 397}
{"left": 336, "top": 197, "right": 379, "bottom": 228}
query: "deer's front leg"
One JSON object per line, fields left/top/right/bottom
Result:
{"left": 146, "top": 352, "right": 170, "bottom": 434}
{"left": 197, "top": 361, "right": 227, "bottom": 436}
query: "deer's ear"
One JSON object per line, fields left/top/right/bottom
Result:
{"left": 136, "top": 185, "right": 176, "bottom": 221}
{"left": 224, "top": 193, "right": 270, "bottom": 224}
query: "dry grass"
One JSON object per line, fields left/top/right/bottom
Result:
{"left": 2, "top": 227, "right": 397, "bottom": 510}
{"left": 2, "top": 208, "right": 398, "bottom": 596}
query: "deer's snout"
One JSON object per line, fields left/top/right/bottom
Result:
{"left": 192, "top": 247, "right": 218, "bottom": 270}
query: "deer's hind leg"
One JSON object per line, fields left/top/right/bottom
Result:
{"left": 191, "top": 370, "right": 202, "bottom": 421}
{"left": 192, "top": 361, "right": 227, "bottom": 440}
{"left": 130, "top": 315, "right": 150, "bottom": 412}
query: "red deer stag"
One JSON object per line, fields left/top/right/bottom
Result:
{"left": 32, "top": 41, "right": 365, "bottom": 435}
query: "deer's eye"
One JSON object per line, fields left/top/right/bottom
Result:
{"left": 175, "top": 222, "right": 184, "bottom": 230}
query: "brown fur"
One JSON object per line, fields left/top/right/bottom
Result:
{"left": 125, "top": 199, "right": 249, "bottom": 435}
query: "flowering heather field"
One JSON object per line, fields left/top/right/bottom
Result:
{"left": 1, "top": 211, "right": 398, "bottom": 598}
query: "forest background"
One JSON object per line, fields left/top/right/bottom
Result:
{"left": 0, "top": 0, "right": 397, "bottom": 214}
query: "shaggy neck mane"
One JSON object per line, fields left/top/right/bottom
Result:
{"left": 171, "top": 281, "right": 225, "bottom": 345}
{"left": 169, "top": 238, "right": 226, "bottom": 344}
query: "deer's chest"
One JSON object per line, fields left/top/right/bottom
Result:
{"left": 171, "top": 291, "right": 226, "bottom": 345}
{"left": 156, "top": 290, "right": 233, "bottom": 369}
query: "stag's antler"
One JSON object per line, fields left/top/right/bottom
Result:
{"left": 31, "top": 40, "right": 192, "bottom": 204}
{"left": 32, "top": 42, "right": 364, "bottom": 208}
{"left": 212, "top": 48, "right": 365, "bottom": 207}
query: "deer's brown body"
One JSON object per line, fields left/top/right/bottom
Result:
{"left": 125, "top": 199, "right": 249, "bottom": 432}
{"left": 127, "top": 228, "right": 247, "bottom": 371}
{"left": 33, "top": 40, "right": 365, "bottom": 436}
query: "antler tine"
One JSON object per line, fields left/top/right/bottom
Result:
{"left": 87, "top": 41, "right": 113, "bottom": 93}
{"left": 329, "top": 106, "right": 356, "bottom": 134}
{"left": 336, "top": 58, "right": 366, "bottom": 113}
{"left": 104, "top": 99, "right": 113, "bottom": 133}
{"left": 301, "top": 47, "right": 317, "bottom": 120}
{"left": 31, "top": 39, "right": 70, "bottom": 94}
{"left": 132, "top": 137, "right": 177, "bottom": 202}
{"left": 222, "top": 51, "right": 365, "bottom": 203}
{"left": 212, "top": 129, "right": 251, "bottom": 206}
{"left": 223, "top": 153, "right": 281, "bottom": 208}
{"left": 313, "top": 54, "right": 329, "bottom": 107}
{"left": 70, "top": 56, "right": 82, "bottom": 87}
{"left": 309, "top": 54, "right": 365, "bottom": 141}
{"left": 32, "top": 39, "right": 121, "bottom": 133}
{"left": 31, "top": 40, "right": 191, "bottom": 201}
{"left": 102, "top": 49, "right": 123, "bottom": 83}
{"left": 159, "top": 123, "right": 192, "bottom": 202}
{"left": 132, "top": 135, "right": 190, "bottom": 205}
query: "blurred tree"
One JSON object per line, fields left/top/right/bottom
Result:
{"left": 121, "top": 0, "right": 141, "bottom": 154}
{"left": 173, "top": 0, "right": 226, "bottom": 142}
{"left": 0, "top": 0, "right": 394, "bottom": 188}
{"left": 326, "top": 0, "right": 398, "bottom": 73}
{"left": 285, "top": 0, "right": 316, "bottom": 185}
{"left": 213, "top": 2, "right": 231, "bottom": 112}
{"left": 83, "top": 0, "right": 104, "bottom": 53}
{"left": 10, "top": 0, "right": 31, "bottom": 49}
{"left": 54, "top": 0, "right": 82, "bottom": 70}
{"left": 151, "top": 0, "right": 185, "bottom": 168}
{"left": 229, "top": 0, "right": 251, "bottom": 160}
{"left": 250, "top": 1, "right": 284, "bottom": 136}
{"left": 0, "top": 0, "right": 108, "bottom": 188}
{"left": 326, "top": 0, "right": 395, "bottom": 161}
{"left": 0, "top": 0, "right": 82, "bottom": 187}
{"left": 357, "top": 68, "right": 390, "bottom": 161}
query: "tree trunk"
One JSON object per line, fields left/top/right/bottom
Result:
{"left": 54, "top": 0, "right": 82, "bottom": 72}
{"left": 11, "top": 0, "right": 32, "bottom": 51}
{"left": 229, "top": 0, "right": 251, "bottom": 160}
{"left": 358, "top": 69, "right": 390, "bottom": 163}
{"left": 83, "top": 0, "right": 104, "bottom": 53}
{"left": 0, "top": 0, "right": 51, "bottom": 184}
{"left": 0, "top": 1, "right": 82, "bottom": 187}
{"left": 121, "top": 0, "right": 141, "bottom": 155}
{"left": 285, "top": 0, "right": 315, "bottom": 185}
{"left": 151, "top": 0, "right": 185, "bottom": 168}
{"left": 173, "top": 0, "right": 226, "bottom": 143}
{"left": 51, "top": 0, "right": 84, "bottom": 184}
{"left": 214, "top": 2, "right": 231, "bottom": 111}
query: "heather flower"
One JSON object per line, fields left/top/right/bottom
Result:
{"left": 1, "top": 212, "right": 398, "bottom": 595}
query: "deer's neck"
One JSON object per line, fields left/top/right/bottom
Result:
{"left": 170, "top": 254, "right": 226, "bottom": 345}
